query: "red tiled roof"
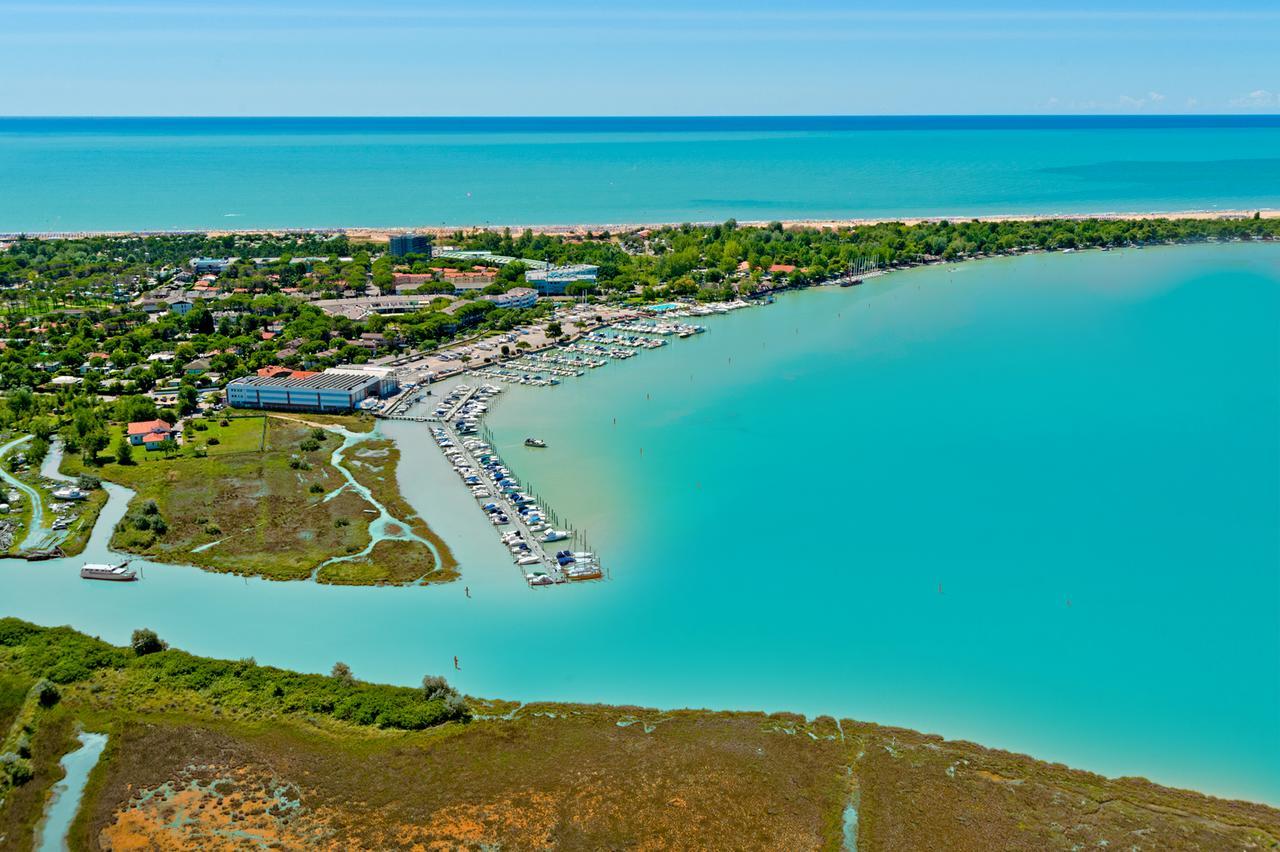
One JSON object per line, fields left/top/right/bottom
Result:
{"left": 127, "top": 419, "right": 175, "bottom": 437}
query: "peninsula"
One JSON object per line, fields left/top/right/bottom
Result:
{"left": 0, "top": 215, "right": 1276, "bottom": 582}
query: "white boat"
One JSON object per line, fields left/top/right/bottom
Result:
{"left": 80, "top": 561, "right": 136, "bottom": 582}
{"left": 541, "top": 529, "right": 570, "bottom": 543}
{"left": 517, "top": 554, "right": 541, "bottom": 566}
{"left": 53, "top": 487, "right": 89, "bottom": 501}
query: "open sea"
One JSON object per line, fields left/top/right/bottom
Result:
{"left": 1, "top": 244, "right": 1277, "bottom": 804}
{"left": 1, "top": 115, "right": 1279, "bottom": 231}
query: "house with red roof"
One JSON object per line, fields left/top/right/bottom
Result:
{"left": 127, "top": 419, "right": 180, "bottom": 449}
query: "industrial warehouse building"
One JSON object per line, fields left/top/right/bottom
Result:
{"left": 524, "top": 264, "right": 598, "bottom": 295}
{"left": 226, "top": 367, "right": 399, "bottom": 413}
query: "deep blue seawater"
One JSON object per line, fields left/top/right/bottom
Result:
{"left": 1, "top": 244, "right": 1276, "bottom": 804}
{"left": 0, "top": 116, "right": 1278, "bottom": 231}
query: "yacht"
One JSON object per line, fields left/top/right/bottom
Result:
{"left": 524, "top": 437, "right": 547, "bottom": 448}
{"left": 80, "top": 561, "right": 136, "bottom": 582}
{"left": 541, "top": 529, "right": 570, "bottom": 543}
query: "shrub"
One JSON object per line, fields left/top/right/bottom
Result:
{"left": 421, "top": 674, "right": 454, "bottom": 702}
{"left": 443, "top": 692, "right": 470, "bottom": 721}
{"left": 299, "top": 438, "right": 320, "bottom": 452}
{"left": 46, "top": 659, "right": 88, "bottom": 684}
{"left": 1, "top": 753, "right": 34, "bottom": 785}
{"left": 207, "top": 436, "right": 220, "bottom": 446}
{"left": 309, "top": 484, "right": 324, "bottom": 494}
{"left": 32, "top": 678, "right": 61, "bottom": 706}
{"left": 131, "top": 628, "right": 168, "bottom": 656}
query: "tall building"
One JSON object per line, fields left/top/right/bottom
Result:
{"left": 389, "top": 233, "right": 432, "bottom": 258}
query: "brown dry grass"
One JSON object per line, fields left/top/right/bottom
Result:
{"left": 69, "top": 703, "right": 1280, "bottom": 851}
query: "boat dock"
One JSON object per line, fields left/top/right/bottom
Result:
{"left": 425, "top": 386, "right": 602, "bottom": 587}
{"left": 403, "top": 304, "right": 758, "bottom": 587}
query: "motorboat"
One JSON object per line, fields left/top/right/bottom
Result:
{"left": 541, "top": 529, "right": 570, "bottom": 543}
{"left": 524, "top": 437, "right": 547, "bottom": 448}
{"left": 80, "top": 561, "right": 136, "bottom": 581}
{"left": 53, "top": 487, "right": 89, "bottom": 501}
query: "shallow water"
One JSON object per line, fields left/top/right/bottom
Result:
{"left": 0, "top": 245, "right": 1276, "bottom": 804}
{"left": 33, "top": 730, "right": 109, "bottom": 852}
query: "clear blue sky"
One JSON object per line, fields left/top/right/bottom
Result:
{"left": 3, "top": 0, "right": 1277, "bottom": 116}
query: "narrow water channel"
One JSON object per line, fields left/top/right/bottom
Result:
{"left": 0, "top": 434, "right": 48, "bottom": 551}
{"left": 33, "top": 730, "right": 109, "bottom": 851}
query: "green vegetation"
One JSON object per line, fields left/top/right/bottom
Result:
{"left": 0, "top": 435, "right": 106, "bottom": 558}
{"left": 58, "top": 416, "right": 450, "bottom": 584}
{"left": 1, "top": 218, "right": 1273, "bottom": 402}
{"left": 341, "top": 437, "right": 458, "bottom": 581}
{"left": 0, "top": 620, "right": 1275, "bottom": 850}
{"left": 448, "top": 215, "right": 1280, "bottom": 300}
{"left": 0, "top": 619, "right": 469, "bottom": 732}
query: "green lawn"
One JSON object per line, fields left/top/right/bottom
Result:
{"left": 62, "top": 418, "right": 444, "bottom": 584}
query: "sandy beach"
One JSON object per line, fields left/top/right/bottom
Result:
{"left": 9, "top": 208, "right": 1277, "bottom": 241}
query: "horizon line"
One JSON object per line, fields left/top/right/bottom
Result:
{"left": 3, "top": 113, "right": 1280, "bottom": 120}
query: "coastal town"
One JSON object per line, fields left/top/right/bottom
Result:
{"left": 0, "top": 215, "right": 1275, "bottom": 575}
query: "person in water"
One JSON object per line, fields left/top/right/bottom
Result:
{"left": 453, "top": 655, "right": 459, "bottom": 670}
{"left": 465, "top": 586, "right": 470, "bottom": 598}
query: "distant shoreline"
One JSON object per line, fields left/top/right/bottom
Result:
{"left": 4, "top": 208, "right": 1276, "bottom": 241}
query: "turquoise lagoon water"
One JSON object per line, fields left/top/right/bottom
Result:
{"left": 1, "top": 116, "right": 1279, "bottom": 231}
{"left": 0, "top": 245, "right": 1277, "bottom": 804}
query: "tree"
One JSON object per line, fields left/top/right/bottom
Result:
{"left": 7, "top": 386, "right": 34, "bottom": 420}
{"left": 545, "top": 321, "right": 563, "bottom": 339}
{"left": 130, "top": 628, "right": 167, "bottom": 656}
{"left": 82, "top": 429, "right": 109, "bottom": 465}
{"left": 115, "top": 438, "right": 134, "bottom": 466}
{"left": 331, "top": 661, "right": 354, "bottom": 684}
{"left": 421, "top": 674, "right": 455, "bottom": 702}
{"left": 177, "top": 385, "right": 199, "bottom": 416}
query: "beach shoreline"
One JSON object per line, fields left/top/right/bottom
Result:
{"left": 5, "top": 207, "right": 1277, "bottom": 241}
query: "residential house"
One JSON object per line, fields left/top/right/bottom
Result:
{"left": 127, "top": 419, "right": 180, "bottom": 449}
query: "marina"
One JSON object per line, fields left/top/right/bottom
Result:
{"left": 397, "top": 310, "right": 725, "bottom": 589}
{"left": 426, "top": 384, "right": 603, "bottom": 587}
{"left": 0, "top": 245, "right": 1276, "bottom": 803}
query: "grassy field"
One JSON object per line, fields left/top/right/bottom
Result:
{"left": 1, "top": 620, "right": 1276, "bottom": 851}
{"left": 314, "top": 539, "right": 438, "bottom": 585}
{"left": 60, "top": 415, "right": 448, "bottom": 584}
{"left": 341, "top": 437, "right": 459, "bottom": 579}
